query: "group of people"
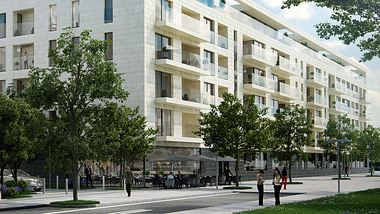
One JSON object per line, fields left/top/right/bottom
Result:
{"left": 257, "top": 166, "right": 288, "bottom": 206}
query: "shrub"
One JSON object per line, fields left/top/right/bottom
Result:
{"left": 1, "top": 184, "right": 7, "bottom": 192}
{"left": 5, "top": 180, "right": 16, "bottom": 188}
{"left": 17, "top": 180, "right": 30, "bottom": 192}
{"left": 12, "top": 186, "right": 22, "bottom": 192}
{"left": 3, "top": 188, "right": 19, "bottom": 198}
{"left": 143, "top": 170, "right": 150, "bottom": 176}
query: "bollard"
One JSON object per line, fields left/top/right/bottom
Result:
{"left": 78, "top": 176, "right": 80, "bottom": 190}
{"left": 43, "top": 178, "right": 46, "bottom": 194}
{"left": 102, "top": 176, "right": 105, "bottom": 191}
{"left": 56, "top": 176, "right": 59, "bottom": 190}
{"left": 65, "top": 178, "right": 68, "bottom": 195}
{"left": 124, "top": 178, "right": 126, "bottom": 191}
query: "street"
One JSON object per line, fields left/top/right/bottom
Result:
{"left": 2, "top": 192, "right": 298, "bottom": 214}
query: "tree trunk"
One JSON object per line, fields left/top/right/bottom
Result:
{"left": 72, "top": 165, "right": 79, "bottom": 201}
{"left": 235, "top": 156, "right": 239, "bottom": 187}
{"left": 119, "top": 160, "right": 123, "bottom": 188}
{"left": 289, "top": 164, "right": 292, "bottom": 182}
{"left": 143, "top": 157, "right": 146, "bottom": 188}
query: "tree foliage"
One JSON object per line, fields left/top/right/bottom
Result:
{"left": 25, "top": 28, "right": 129, "bottom": 201}
{"left": 270, "top": 104, "right": 313, "bottom": 182}
{"left": 318, "top": 115, "right": 359, "bottom": 163}
{"left": 355, "top": 125, "right": 380, "bottom": 176}
{"left": 195, "top": 93, "right": 272, "bottom": 187}
{"left": 0, "top": 94, "right": 45, "bottom": 185}
{"left": 282, "top": 0, "right": 380, "bottom": 62}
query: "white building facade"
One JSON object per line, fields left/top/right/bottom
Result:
{"left": 0, "top": 0, "right": 370, "bottom": 174}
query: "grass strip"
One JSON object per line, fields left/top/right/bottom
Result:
{"left": 236, "top": 188, "right": 380, "bottom": 214}
{"left": 50, "top": 200, "right": 100, "bottom": 205}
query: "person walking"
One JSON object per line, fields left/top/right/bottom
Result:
{"left": 84, "top": 164, "right": 93, "bottom": 188}
{"left": 257, "top": 170, "right": 265, "bottom": 206}
{"left": 225, "top": 166, "right": 233, "bottom": 185}
{"left": 125, "top": 167, "right": 134, "bottom": 197}
{"left": 273, "top": 170, "right": 281, "bottom": 205}
{"left": 281, "top": 166, "right": 287, "bottom": 190}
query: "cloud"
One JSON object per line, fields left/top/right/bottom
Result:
{"left": 368, "top": 90, "right": 380, "bottom": 127}
{"left": 323, "top": 40, "right": 347, "bottom": 51}
{"left": 280, "top": 3, "right": 316, "bottom": 20}
{"left": 259, "top": 0, "right": 283, "bottom": 8}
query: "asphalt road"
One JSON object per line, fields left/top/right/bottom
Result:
{"left": 2, "top": 192, "right": 299, "bottom": 214}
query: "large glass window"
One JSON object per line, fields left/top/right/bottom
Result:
{"left": 105, "top": 32, "right": 113, "bottom": 60}
{"left": 204, "top": 82, "right": 214, "bottom": 96}
{"left": 72, "top": 1, "right": 80, "bottom": 28}
{"left": 155, "top": 34, "right": 171, "bottom": 59}
{"left": 104, "top": 0, "right": 113, "bottom": 23}
{"left": 0, "top": 47, "right": 5, "bottom": 72}
{"left": 50, "top": 5, "right": 57, "bottom": 31}
{"left": 0, "top": 13, "right": 5, "bottom": 38}
{"left": 155, "top": 0, "right": 172, "bottom": 21}
{"left": 49, "top": 40, "right": 56, "bottom": 66}
{"left": 156, "top": 71, "right": 171, "bottom": 98}
{"left": 156, "top": 108, "right": 171, "bottom": 136}
{"left": 0, "top": 80, "right": 5, "bottom": 94}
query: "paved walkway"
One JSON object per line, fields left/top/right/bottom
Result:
{"left": 0, "top": 173, "right": 379, "bottom": 213}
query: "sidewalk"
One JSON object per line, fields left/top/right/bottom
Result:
{"left": 0, "top": 173, "right": 379, "bottom": 213}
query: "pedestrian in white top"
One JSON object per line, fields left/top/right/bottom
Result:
{"left": 23, "top": 52, "right": 29, "bottom": 69}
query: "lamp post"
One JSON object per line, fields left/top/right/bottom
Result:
{"left": 327, "top": 138, "right": 351, "bottom": 193}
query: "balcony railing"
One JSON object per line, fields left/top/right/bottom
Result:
{"left": 210, "top": 31, "right": 215, "bottom": 44}
{"left": 244, "top": 74, "right": 275, "bottom": 90}
{"left": 277, "top": 57, "right": 291, "bottom": 70}
{"left": 182, "top": 50, "right": 201, "bottom": 69}
{"left": 13, "top": 56, "right": 34, "bottom": 70}
{"left": 278, "top": 82, "right": 298, "bottom": 97}
{"left": 218, "top": 34, "right": 228, "bottom": 49}
{"left": 202, "top": 93, "right": 215, "bottom": 105}
{"left": 309, "top": 72, "right": 328, "bottom": 85}
{"left": 314, "top": 117, "right": 327, "bottom": 127}
{"left": 182, "top": 87, "right": 200, "bottom": 103}
{"left": 14, "top": 21, "right": 34, "bottom": 36}
{"left": 218, "top": 66, "right": 228, "bottom": 80}
{"left": 243, "top": 43, "right": 276, "bottom": 64}
{"left": 0, "top": 23, "right": 5, "bottom": 38}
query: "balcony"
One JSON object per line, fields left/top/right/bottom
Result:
{"left": 243, "top": 43, "right": 275, "bottom": 67}
{"left": 272, "top": 57, "right": 297, "bottom": 76}
{"left": 218, "top": 34, "right": 228, "bottom": 49}
{"left": 274, "top": 82, "right": 298, "bottom": 100}
{"left": 307, "top": 94, "right": 328, "bottom": 108}
{"left": 14, "top": 21, "right": 34, "bottom": 37}
{"left": 360, "top": 111, "right": 372, "bottom": 121}
{"left": 202, "top": 93, "right": 215, "bottom": 105}
{"left": 351, "top": 91, "right": 359, "bottom": 99}
{"left": 155, "top": 8, "right": 209, "bottom": 43}
{"left": 360, "top": 95, "right": 371, "bottom": 104}
{"left": 313, "top": 117, "right": 327, "bottom": 129}
{"left": 330, "top": 101, "right": 348, "bottom": 114}
{"left": 329, "top": 81, "right": 345, "bottom": 95}
{"left": 307, "top": 72, "right": 328, "bottom": 88}
{"left": 13, "top": 55, "right": 34, "bottom": 71}
{"left": 218, "top": 66, "right": 228, "bottom": 80}
{"left": 243, "top": 74, "right": 275, "bottom": 94}
{"left": 155, "top": 49, "right": 210, "bottom": 77}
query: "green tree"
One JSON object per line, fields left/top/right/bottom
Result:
{"left": 0, "top": 94, "right": 45, "bottom": 185}
{"left": 270, "top": 104, "right": 313, "bottom": 182}
{"left": 195, "top": 93, "right": 272, "bottom": 187}
{"left": 355, "top": 125, "right": 380, "bottom": 176}
{"left": 25, "top": 28, "right": 129, "bottom": 201}
{"left": 318, "top": 115, "right": 358, "bottom": 168}
{"left": 109, "top": 106, "right": 157, "bottom": 186}
{"left": 282, "top": 0, "right": 380, "bottom": 62}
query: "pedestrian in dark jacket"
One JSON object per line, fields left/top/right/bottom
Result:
{"left": 125, "top": 167, "right": 134, "bottom": 197}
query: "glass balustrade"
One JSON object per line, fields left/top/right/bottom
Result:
{"left": 182, "top": 86, "right": 200, "bottom": 103}
{"left": 218, "top": 66, "right": 228, "bottom": 80}
{"left": 14, "top": 21, "right": 34, "bottom": 36}
{"left": 13, "top": 56, "right": 34, "bottom": 70}
{"left": 218, "top": 34, "right": 228, "bottom": 49}
{"left": 202, "top": 93, "right": 215, "bottom": 105}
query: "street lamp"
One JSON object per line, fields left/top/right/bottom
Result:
{"left": 327, "top": 138, "right": 351, "bottom": 193}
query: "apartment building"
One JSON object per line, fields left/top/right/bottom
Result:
{"left": 0, "top": 0, "right": 369, "bottom": 175}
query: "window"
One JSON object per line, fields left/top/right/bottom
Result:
{"left": 203, "top": 50, "right": 214, "bottom": 75}
{"left": 155, "top": 0, "right": 171, "bottom": 21}
{"left": 104, "top": 0, "right": 113, "bottom": 23}
{"left": 50, "top": 5, "right": 57, "bottom": 31}
{"left": 72, "top": 1, "right": 80, "bottom": 28}
{"left": 0, "top": 47, "right": 5, "bottom": 72}
{"left": 204, "top": 17, "right": 215, "bottom": 43}
{"left": 255, "top": 95, "right": 265, "bottom": 105}
{"left": 156, "top": 71, "right": 171, "bottom": 97}
{"left": 155, "top": 34, "right": 171, "bottom": 59}
{"left": 105, "top": 32, "right": 113, "bottom": 60}
{"left": 0, "top": 80, "right": 5, "bottom": 94}
{"left": 0, "top": 13, "right": 5, "bottom": 38}
{"left": 49, "top": 40, "right": 57, "bottom": 66}
{"left": 204, "top": 82, "right": 214, "bottom": 96}
{"left": 156, "top": 108, "right": 171, "bottom": 136}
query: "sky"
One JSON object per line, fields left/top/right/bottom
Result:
{"left": 227, "top": 0, "right": 380, "bottom": 128}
